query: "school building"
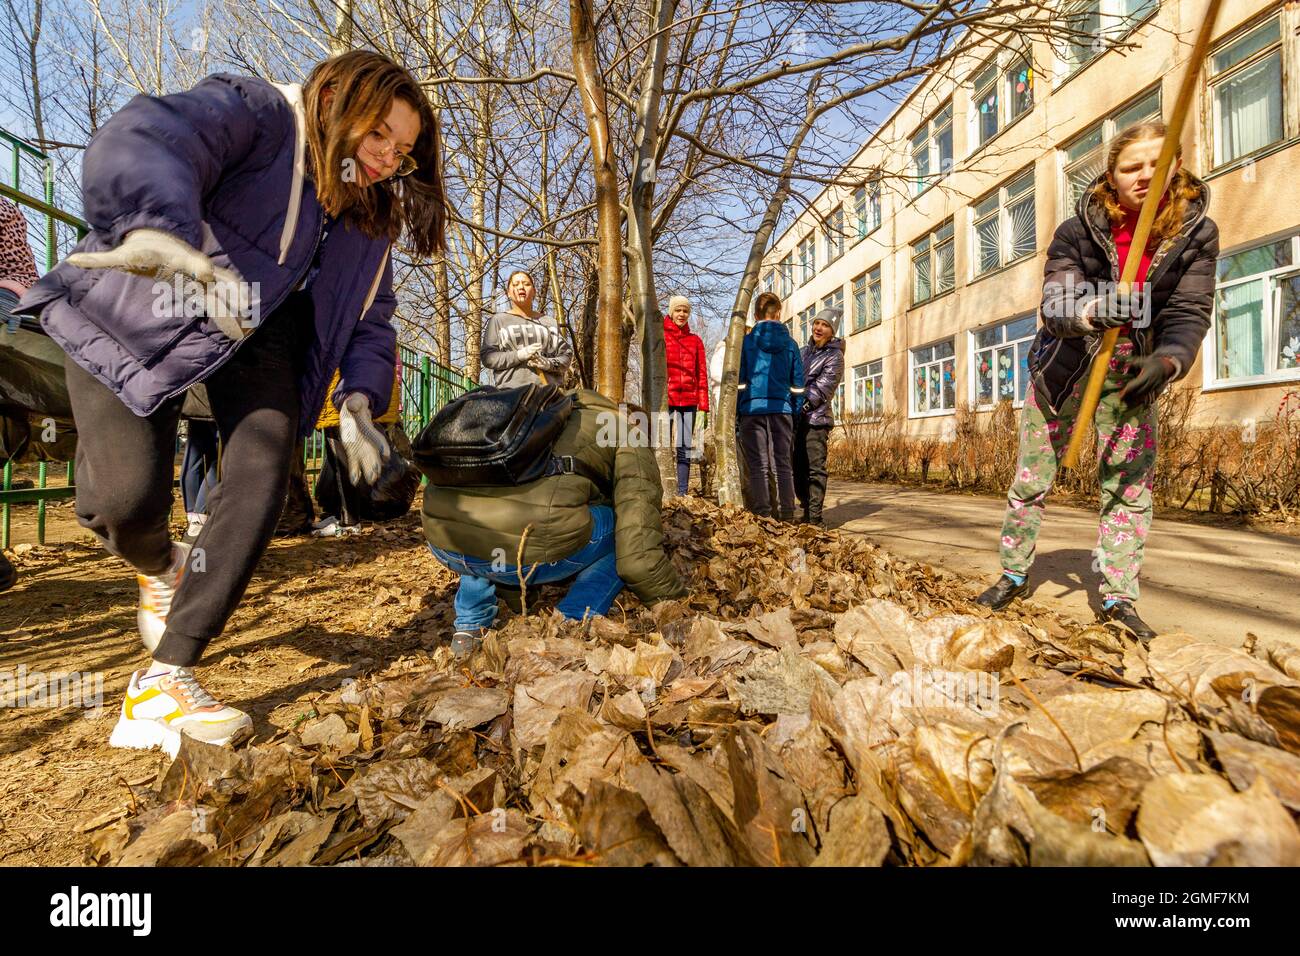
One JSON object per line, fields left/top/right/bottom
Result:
{"left": 760, "top": 0, "right": 1300, "bottom": 436}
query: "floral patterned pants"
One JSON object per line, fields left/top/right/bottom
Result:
{"left": 998, "top": 340, "right": 1158, "bottom": 602}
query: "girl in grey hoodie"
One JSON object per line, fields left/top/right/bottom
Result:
{"left": 480, "top": 269, "right": 573, "bottom": 387}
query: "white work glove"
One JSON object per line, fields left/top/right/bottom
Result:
{"left": 69, "top": 228, "right": 215, "bottom": 281}
{"left": 68, "top": 229, "right": 250, "bottom": 341}
{"left": 516, "top": 342, "right": 544, "bottom": 362}
{"left": 337, "top": 392, "right": 391, "bottom": 486}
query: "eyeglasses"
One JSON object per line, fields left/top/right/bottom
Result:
{"left": 362, "top": 130, "right": 418, "bottom": 178}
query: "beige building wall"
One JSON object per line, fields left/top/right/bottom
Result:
{"left": 761, "top": 0, "right": 1300, "bottom": 439}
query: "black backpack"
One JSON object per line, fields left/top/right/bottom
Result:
{"left": 412, "top": 383, "right": 604, "bottom": 488}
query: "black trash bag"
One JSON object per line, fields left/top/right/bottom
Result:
{"left": 0, "top": 325, "right": 74, "bottom": 419}
{"left": 274, "top": 438, "right": 316, "bottom": 537}
{"left": 0, "top": 409, "right": 77, "bottom": 466}
{"left": 314, "top": 421, "right": 420, "bottom": 524}
{"left": 0, "top": 325, "right": 78, "bottom": 467}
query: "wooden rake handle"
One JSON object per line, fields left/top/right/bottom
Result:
{"left": 1060, "top": 0, "right": 1223, "bottom": 469}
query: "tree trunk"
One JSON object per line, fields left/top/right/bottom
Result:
{"left": 332, "top": 0, "right": 354, "bottom": 54}
{"left": 569, "top": 0, "right": 625, "bottom": 398}
{"left": 433, "top": 254, "right": 451, "bottom": 366}
{"left": 628, "top": 0, "right": 677, "bottom": 490}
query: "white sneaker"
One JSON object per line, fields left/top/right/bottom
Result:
{"left": 108, "top": 667, "right": 253, "bottom": 757}
{"left": 310, "top": 516, "right": 339, "bottom": 537}
{"left": 184, "top": 512, "right": 207, "bottom": 541}
{"left": 137, "top": 542, "right": 190, "bottom": 654}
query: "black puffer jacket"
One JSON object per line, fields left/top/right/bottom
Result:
{"left": 1030, "top": 173, "right": 1218, "bottom": 414}
{"left": 799, "top": 336, "right": 845, "bottom": 427}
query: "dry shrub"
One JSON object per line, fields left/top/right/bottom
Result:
{"left": 828, "top": 387, "right": 1300, "bottom": 519}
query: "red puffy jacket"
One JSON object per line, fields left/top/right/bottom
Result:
{"left": 663, "top": 315, "right": 709, "bottom": 411}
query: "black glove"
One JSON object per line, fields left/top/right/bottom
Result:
{"left": 1120, "top": 355, "right": 1176, "bottom": 406}
{"left": 1088, "top": 286, "right": 1146, "bottom": 330}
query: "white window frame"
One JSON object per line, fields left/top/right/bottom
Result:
{"left": 825, "top": 205, "right": 846, "bottom": 263}
{"left": 1203, "top": 231, "right": 1300, "bottom": 391}
{"left": 1058, "top": 85, "right": 1161, "bottom": 223}
{"left": 795, "top": 305, "right": 817, "bottom": 343}
{"left": 911, "top": 219, "right": 956, "bottom": 305}
{"left": 761, "top": 270, "right": 775, "bottom": 296}
{"left": 909, "top": 338, "right": 958, "bottom": 419}
{"left": 779, "top": 254, "right": 794, "bottom": 298}
{"left": 853, "top": 359, "right": 885, "bottom": 419}
{"left": 797, "top": 233, "right": 816, "bottom": 285}
{"left": 968, "top": 49, "right": 1035, "bottom": 154}
{"left": 969, "top": 314, "right": 1039, "bottom": 410}
{"left": 1207, "top": 11, "right": 1294, "bottom": 172}
{"left": 910, "top": 102, "right": 953, "bottom": 196}
{"left": 1053, "top": 0, "right": 1160, "bottom": 82}
{"left": 853, "top": 176, "right": 882, "bottom": 239}
{"left": 851, "top": 265, "right": 882, "bottom": 332}
{"left": 971, "top": 169, "right": 1037, "bottom": 279}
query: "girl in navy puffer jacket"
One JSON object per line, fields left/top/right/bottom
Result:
{"left": 17, "top": 51, "right": 448, "bottom": 757}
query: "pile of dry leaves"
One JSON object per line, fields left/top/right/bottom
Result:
{"left": 85, "top": 498, "right": 1300, "bottom": 866}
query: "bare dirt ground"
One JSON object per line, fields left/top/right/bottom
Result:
{"left": 0, "top": 505, "right": 462, "bottom": 865}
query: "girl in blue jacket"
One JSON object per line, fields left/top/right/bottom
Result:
{"left": 737, "top": 291, "right": 805, "bottom": 520}
{"left": 17, "top": 51, "right": 448, "bottom": 756}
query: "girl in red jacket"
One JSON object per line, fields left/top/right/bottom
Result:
{"left": 664, "top": 295, "right": 709, "bottom": 495}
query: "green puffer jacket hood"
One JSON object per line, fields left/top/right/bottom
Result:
{"left": 421, "top": 389, "right": 686, "bottom": 606}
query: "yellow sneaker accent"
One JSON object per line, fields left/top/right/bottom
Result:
{"left": 109, "top": 668, "right": 252, "bottom": 757}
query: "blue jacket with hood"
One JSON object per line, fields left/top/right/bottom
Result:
{"left": 737, "top": 319, "right": 804, "bottom": 416}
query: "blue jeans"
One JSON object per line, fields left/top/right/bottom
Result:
{"left": 670, "top": 405, "right": 696, "bottom": 495}
{"left": 428, "top": 505, "right": 624, "bottom": 631}
{"left": 180, "top": 419, "right": 220, "bottom": 514}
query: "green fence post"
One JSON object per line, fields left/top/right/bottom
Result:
{"left": 36, "top": 461, "right": 47, "bottom": 544}
{"left": 2, "top": 462, "right": 10, "bottom": 549}
{"left": 421, "top": 356, "right": 432, "bottom": 427}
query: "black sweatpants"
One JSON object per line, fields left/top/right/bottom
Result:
{"left": 64, "top": 292, "right": 313, "bottom": 666}
{"left": 794, "top": 418, "right": 830, "bottom": 522}
{"left": 739, "top": 413, "right": 795, "bottom": 517}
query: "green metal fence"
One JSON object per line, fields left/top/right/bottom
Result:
{"left": 0, "top": 128, "right": 475, "bottom": 547}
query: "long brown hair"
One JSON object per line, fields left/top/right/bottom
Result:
{"left": 302, "top": 50, "right": 446, "bottom": 257}
{"left": 754, "top": 291, "right": 782, "bottom": 322}
{"left": 1095, "top": 120, "right": 1199, "bottom": 245}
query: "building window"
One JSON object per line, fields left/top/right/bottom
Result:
{"left": 972, "top": 170, "right": 1037, "bottom": 277}
{"left": 1209, "top": 15, "right": 1286, "bottom": 169}
{"left": 779, "top": 254, "right": 793, "bottom": 298}
{"left": 854, "top": 177, "right": 881, "bottom": 239}
{"left": 824, "top": 205, "right": 846, "bottom": 263}
{"left": 911, "top": 340, "right": 956, "bottom": 416}
{"left": 852, "top": 267, "right": 882, "bottom": 332}
{"left": 1210, "top": 232, "right": 1300, "bottom": 386}
{"left": 972, "top": 315, "right": 1037, "bottom": 407}
{"left": 853, "top": 359, "right": 884, "bottom": 418}
{"left": 1055, "top": 0, "right": 1159, "bottom": 77}
{"left": 912, "top": 219, "right": 955, "bottom": 305}
{"left": 910, "top": 102, "right": 953, "bottom": 196}
{"left": 971, "top": 52, "right": 1035, "bottom": 151}
{"left": 1060, "top": 86, "right": 1160, "bottom": 218}
{"left": 832, "top": 381, "right": 845, "bottom": 420}
{"left": 797, "top": 233, "right": 816, "bottom": 285}
{"left": 796, "top": 305, "right": 817, "bottom": 343}
{"left": 761, "top": 271, "right": 775, "bottom": 296}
